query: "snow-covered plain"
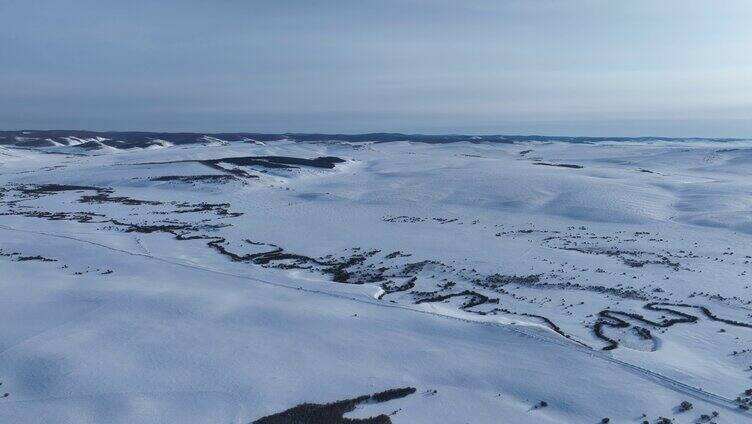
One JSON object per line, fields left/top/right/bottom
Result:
{"left": 1, "top": 134, "right": 751, "bottom": 423}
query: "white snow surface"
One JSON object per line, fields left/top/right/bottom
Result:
{"left": 0, "top": 139, "right": 751, "bottom": 423}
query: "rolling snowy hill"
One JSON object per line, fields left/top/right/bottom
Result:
{"left": 1, "top": 132, "right": 751, "bottom": 423}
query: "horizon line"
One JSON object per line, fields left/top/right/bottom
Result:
{"left": 1, "top": 129, "right": 749, "bottom": 141}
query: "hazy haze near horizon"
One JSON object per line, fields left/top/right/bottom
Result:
{"left": 1, "top": 0, "right": 751, "bottom": 137}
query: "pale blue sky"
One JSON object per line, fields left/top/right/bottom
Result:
{"left": 1, "top": 0, "right": 751, "bottom": 137}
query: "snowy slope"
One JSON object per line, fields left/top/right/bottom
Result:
{"left": 1, "top": 136, "right": 751, "bottom": 423}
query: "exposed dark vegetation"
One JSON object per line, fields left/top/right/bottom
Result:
{"left": 252, "top": 387, "right": 416, "bottom": 424}
{"left": 532, "top": 162, "right": 584, "bottom": 169}
{"left": 137, "top": 156, "right": 346, "bottom": 174}
{"left": 16, "top": 255, "right": 57, "bottom": 262}
{"left": 79, "top": 190, "right": 163, "bottom": 206}
{"left": 556, "top": 245, "right": 680, "bottom": 271}
{"left": 736, "top": 388, "right": 752, "bottom": 410}
{"left": 594, "top": 302, "right": 752, "bottom": 350}
{"left": 150, "top": 174, "right": 239, "bottom": 183}
{"left": 21, "top": 184, "right": 101, "bottom": 194}
{"left": 206, "top": 155, "right": 345, "bottom": 169}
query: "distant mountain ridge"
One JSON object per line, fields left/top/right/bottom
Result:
{"left": 0, "top": 130, "right": 745, "bottom": 151}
